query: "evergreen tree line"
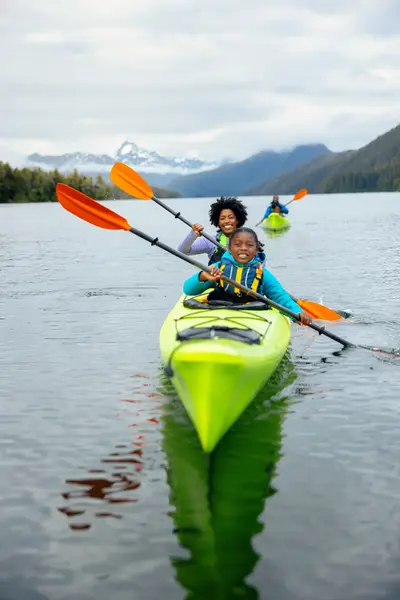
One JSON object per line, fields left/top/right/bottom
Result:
{"left": 0, "top": 162, "right": 114, "bottom": 203}
{"left": 0, "top": 162, "right": 180, "bottom": 203}
{"left": 320, "top": 166, "right": 400, "bottom": 194}
{"left": 252, "top": 122, "right": 400, "bottom": 195}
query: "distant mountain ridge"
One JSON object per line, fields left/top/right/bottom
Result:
{"left": 27, "top": 140, "right": 222, "bottom": 187}
{"left": 168, "top": 143, "right": 332, "bottom": 197}
{"left": 116, "top": 141, "right": 220, "bottom": 173}
{"left": 26, "top": 140, "right": 332, "bottom": 197}
{"left": 249, "top": 123, "right": 400, "bottom": 194}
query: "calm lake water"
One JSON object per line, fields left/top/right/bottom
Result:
{"left": 1, "top": 192, "right": 400, "bottom": 600}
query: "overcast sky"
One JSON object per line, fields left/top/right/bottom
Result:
{"left": 1, "top": 0, "right": 400, "bottom": 164}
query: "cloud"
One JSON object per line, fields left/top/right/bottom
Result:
{"left": 1, "top": 0, "right": 400, "bottom": 163}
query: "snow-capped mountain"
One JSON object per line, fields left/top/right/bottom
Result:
{"left": 27, "top": 140, "right": 221, "bottom": 177}
{"left": 116, "top": 141, "right": 219, "bottom": 174}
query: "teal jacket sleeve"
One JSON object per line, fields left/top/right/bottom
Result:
{"left": 183, "top": 271, "right": 217, "bottom": 295}
{"left": 260, "top": 269, "right": 302, "bottom": 317}
{"left": 279, "top": 204, "right": 289, "bottom": 214}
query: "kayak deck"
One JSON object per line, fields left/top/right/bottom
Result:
{"left": 262, "top": 213, "right": 290, "bottom": 231}
{"left": 159, "top": 290, "right": 291, "bottom": 452}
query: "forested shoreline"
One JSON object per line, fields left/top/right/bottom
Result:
{"left": 0, "top": 162, "right": 180, "bottom": 203}
{"left": 0, "top": 156, "right": 398, "bottom": 205}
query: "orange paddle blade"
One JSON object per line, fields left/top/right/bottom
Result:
{"left": 56, "top": 183, "right": 131, "bottom": 231}
{"left": 110, "top": 162, "right": 153, "bottom": 200}
{"left": 297, "top": 299, "right": 343, "bottom": 321}
{"left": 293, "top": 188, "right": 308, "bottom": 201}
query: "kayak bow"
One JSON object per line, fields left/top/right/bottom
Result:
{"left": 159, "top": 290, "right": 291, "bottom": 452}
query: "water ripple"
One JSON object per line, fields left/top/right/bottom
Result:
{"left": 1, "top": 195, "right": 400, "bottom": 599}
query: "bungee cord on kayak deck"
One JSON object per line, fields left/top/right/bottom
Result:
{"left": 173, "top": 300, "right": 275, "bottom": 343}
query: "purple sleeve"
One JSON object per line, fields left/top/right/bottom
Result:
{"left": 177, "top": 230, "right": 217, "bottom": 259}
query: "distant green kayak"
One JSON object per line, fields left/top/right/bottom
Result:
{"left": 159, "top": 290, "right": 291, "bottom": 452}
{"left": 261, "top": 213, "right": 291, "bottom": 231}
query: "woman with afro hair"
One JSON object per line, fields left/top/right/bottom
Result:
{"left": 177, "top": 196, "right": 266, "bottom": 266}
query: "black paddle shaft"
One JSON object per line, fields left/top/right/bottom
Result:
{"left": 151, "top": 196, "right": 224, "bottom": 248}
{"left": 129, "top": 226, "right": 353, "bottom": 348}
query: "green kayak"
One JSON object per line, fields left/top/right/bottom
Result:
{"left": 159, "top": 290, "right": 291, "bottom": 452}
{"left": 261, "top": 213, "right": 291, "bottom": 231}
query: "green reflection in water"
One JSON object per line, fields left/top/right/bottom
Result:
{"left": 159, "top": 354, "right": 297, "bottom": 599}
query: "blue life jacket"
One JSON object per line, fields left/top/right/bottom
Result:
{"left": 218, "top": 254, "right": 263, "bottom": 298}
